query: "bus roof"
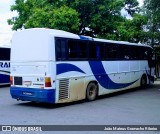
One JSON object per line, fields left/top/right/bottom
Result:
{"left": 93, "top": 38, "right": 152, "bottom": 48}
{"left": 0, "top": 45, "right": 10, "bottom": 49}
{"left": 15, "top": 28, "right": 79, "bottom": 39}
{"left": 15, "top": 28, "right": 152, "bottom": 48}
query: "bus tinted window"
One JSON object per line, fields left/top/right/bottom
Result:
{"left": 68, "top": 40, "right": 77, "bottom": 59}
{"left": 141, "top": 47, "right": 150, "bottom": 60}
{"left": 77, "top": 40, "right": 88, "bottom": 59}
{"left": 56, "top": 37, "right": 152, "bottom": 61}
{"left": 105, "top": 43, "right": 119, "bottom": 59}
{"left": 0, "top": 48, "right": 10, "bottom": 60}
{"left": 68, "top": 39, "right": 87, "bottom": 59}
{"left": 119, "top": 45, "right": 130, "bottom": 60}
{"left": 130, "top": 46, "right": 140, "bottom": 60}
{"left": 56, "top": 39, "right": 67, "bottom": 60}
{"left": 89, "top": 41, "right": 103, "bottom": 59}
{"left": 138, "top": 47, "right": 152, "bottom": 60}
{"left": 56, "top": 39, "right": 61, "bottom": 59}
{"left": 104, "top": 44, "right": 110, "bottom": 59}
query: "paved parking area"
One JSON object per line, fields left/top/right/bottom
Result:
{"left": 0, "top": 83, "right": 160, "bottom": 134}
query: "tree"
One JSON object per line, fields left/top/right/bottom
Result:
{"left": 143, "top": 0, "right": 160, "bottom": 77}
{"left": 25, "top": 6, "right": 80, "bottom": 33}
{"left": 8, "top": 0, "right": 80, "bottom": 33}
{"left": 143, "top": 0, "right": 160, "bottom": 46}
{"left": 117, "top": 14, "right": 147, "bottom": 43}
{"left": 124, "top": 0, "right": 139, "bottom": 16}
{"left": 8, "top": 0, "right": 144, "bottom": 42}
{"left": 64, "top": 0, "right": 141, "bottom": 38}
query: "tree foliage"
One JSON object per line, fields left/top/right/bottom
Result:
{"left": 8, "top": 0, "right": 146, "bottom": 42}
{"left": 8, "top": 0, "right": 79, "bottom": 33}
{"left": 24, "top": 6, "right": 80, "bottom": 33}
{"left": 143, "top": 0, "right": 160, "bottom": 46}
{"left": 117, "top": 14, "right": 147, "bottom": 43}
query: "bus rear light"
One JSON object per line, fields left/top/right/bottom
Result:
{"left": 45, "top": 77, "right": 51, "bottom": 87}
{"left": 10, "top": 76, "right": 13, "bottom": 85}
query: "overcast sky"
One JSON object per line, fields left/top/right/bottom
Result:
{"left": 0, "top": 0, "right": 17, "bottom": 46}
{"left": 0, "top": 0, "right": 144, "bottom": 46}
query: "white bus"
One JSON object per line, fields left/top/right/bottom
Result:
{"left": 10, "top": 28, "right": 154, "bottom": 103}
{"left": 0, "top": 46, "right": 10, "bottom": 86}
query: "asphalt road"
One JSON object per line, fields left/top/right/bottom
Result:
{"left": 0, "top": 84, "right": 160, "bottom": 134}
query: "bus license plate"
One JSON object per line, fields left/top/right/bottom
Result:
{"left": 22, "top": 92, "right": 33, "bottom": 96}
{"left": 24, "top": 81, "right": 32, "bottom": 86}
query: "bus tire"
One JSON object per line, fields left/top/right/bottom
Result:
{"left": 86, "top": 83, "right": 98, "bottom": 101}
{"left": 140, "top": 75, "right": 147, "bottom": 88}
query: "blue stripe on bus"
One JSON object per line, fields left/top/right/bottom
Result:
{"left": 88, "top": 61, "right": 139, "bottom": 89}
{"left": 0, "top": 74, "right": 10, "bottom": 84}
{"left": 79, "top": 35, "right": 93, "bottom": 40}
{"left": 0, "top": 70, "right": 10, "bottom": 74}
{"left": 10, "top": 87, "right": 55, "bottom": 103}
{"left": 57, "top": 63, "right": 85, "bottom": 75}
{"left": 56, "top": 62, "right": 138, "bottom": 89}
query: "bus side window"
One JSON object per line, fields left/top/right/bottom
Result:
{"left": 68, "top": 40, "right": 77, "bottom": 59}
{"left": 56, "top": 39, "right": 61, "bottom": 59}
{"left": 139, "top": 47, "right": 149, "bottom": 60}
{"left": 56, "top": 39, "right": 67, "bottom": 60}
{"left": 143, "top": 48, "right": 150, "bottom": 60}
{"left": 147, "top": 48, "right": 153, "bottom": 59}
{"left": 119, "top": 45, "right": 125, "bottom": 59}
{"left": 89, "top": 41, "right": 103, "bottom": 60}
{"left": 77, "top": 40, "right": 87, "bottom": 59}
{"left": 68, "top": 39, "right": 87, "bottom": 60}
{"left": 119, "top": 45, "right": 130, "bottom": 60}
{"left": 109, "top": 44, "right": 119, "bottom": 59}
{"left": 104, "top": 43, "right": 110, "bottom": 59}
{"left": 96, "top": 45, "right": 100, "bottom": 59}
{"left": 96, "top": 43, "right": 103, "bottom": 59}
{"left": 104, "top": 43, "right": 118, "bottom": 59}
{"left": 89, "top": 41, "right": 96, "bottom": 59}
{"left": 124, "top": 46, "right": 130, "bottom": 60}
{"left": 61, "top": 40, "right": 67, "bottom": 60}
{"left": 130, "top": 46, "right": 139, "bottom": 60}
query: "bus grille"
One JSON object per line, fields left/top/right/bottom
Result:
{"left": 59, "top": 79, "right": 69, "bottom": 100}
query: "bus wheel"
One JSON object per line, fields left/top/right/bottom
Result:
{"left": 86, "top": 83, "right": 98, "bottom": 101}
{"left": 141, "top": 75, "right": 147, "bottom": 88}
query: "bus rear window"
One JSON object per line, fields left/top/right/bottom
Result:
{"left": 0, "top": 48, "right": 10, "bottom": 60}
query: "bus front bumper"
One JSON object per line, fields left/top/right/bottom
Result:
{"left": 10, "top": 87, "right": 56, "bottom": 103}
